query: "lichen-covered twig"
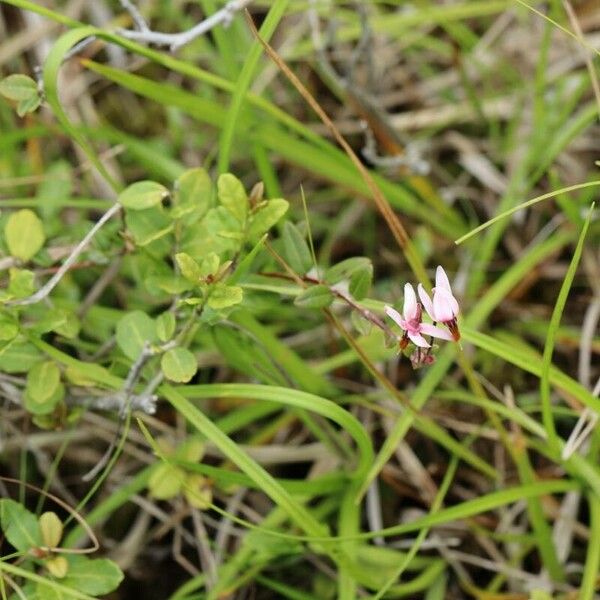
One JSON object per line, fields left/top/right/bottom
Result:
{"left": 117, "top": 0, "right": 254, "bottom": 52}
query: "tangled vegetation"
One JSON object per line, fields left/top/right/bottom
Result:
{"left": 0, "top": 1, "right": 599, "bottom": 599}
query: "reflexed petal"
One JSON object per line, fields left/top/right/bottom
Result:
{"left": 407, "top": 332, "right": 430, "bottom": 348}
{"left": 435, "top": 266, "right": 452, "bottom": 292}
{"left": 417, "top": 284, "right": 435, "bottom": 320}
{"left": 433, "top": 287, "right": 458, "bottom": 322}
{"left": 385, "top": 305, "right": 406, "bottom": 329}
{"left": 420, "top": 322, "right": 453, "bottom": 341}
{"left": 438, "top": 285, "right": 459, "bottom": 315}
{"left": 403, "top": 283, "right": 418, "bottom": 321}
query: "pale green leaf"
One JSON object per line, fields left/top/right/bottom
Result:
{"left": 24, "top": 382, "right": 64, "bottom": 416}
{"left": 116, "top": 311, "right": 156, "bottom": 361}
{"left": 0, "top": 313, "right": 18, "bottom": 342}
{"left": 161, "top": 347, "right": 197, "bottom": 383}
{"left": 155, "top": 312, "right": 176, "bottom": 342}
{"left": 39, "top": 511, "right": 63, "bottom": 548}
{"left": 125, "top": 205, "right": 173, "bottom": 246}
{"left": 247, "top": 199, "right": 289, "bottom": 241}
{"left": 8, "top": 268, "right": 35, "bottom": 298}
{"left": 0, "top": 340, "right": 42, "bottom": 373}
{"left": 217, "top": 173, "right": 248, "bottom": 223}
{"left": 0, "top": 499, "right": 42, "bottom": 552}
{"left": 207, "top": 284, "right": 243, "bottom": 309}
{"left": 0, "top": 74, "right": 38, "bottom": 101}
{"left": 5, "top": 209, "right": 45, "bottom": 261}
{"left": 172, "top": 167, "right": 212, "bottom": 220}
{"left": 175, "top": 252, "right": 202, "bottom": 283}
{"left": 148, "top": 463, "right": 185, "bottom": 499}
{"left": 26, "top": 361, "right": 61, "bottom": 404}
{"left": 118, "top": 180, "right": 168, "bottom": 210}
{"left": 16, "top": 94, "right": 41, "bottom": 116}
{"left": 62, "top": 555, "right": 124, "bottom": 595}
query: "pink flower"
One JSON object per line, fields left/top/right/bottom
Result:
{"left": 418, "top": 266, "right": 460, "bottom": 341}
{"left": 385, "top": 283, "right": 453, "bottom": 349}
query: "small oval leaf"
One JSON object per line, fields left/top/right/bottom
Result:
{"left": 116, "top": 311, "right": 156, "bottom": 361}
{"left": 161, "top": 347, "right": 197, "bottom": 383}
{"left": 247, "top": 198, "right": 289, "bottom": 241}
{"left": 0, "top": 74, "right": 38, "bottom": 101}
{"left": 26, "top": 361, "right": 60, "bottom": 405}
{"left": 294, "top": 284, "right": 334, "bottom": 309}
{"left": 5, "top": 209, "right": 45, "bottom": 261}
{"left": 39, "top": 512, "right": 63, "bottom": 548}
{"left": 156, "top": 312, "right": 176, "bottom": 342}
{"left": 207, "top": 284, "right": 243, "bottom": 310}
{"left": 119, "top": 180, "right": 168, "bottom": 210}
{"left": 282, "top": 222, "right": 313, "bottom": 275}
{"left": 217, "top": 173, "right": 248, "bottom": 223}
{"left": 148, "top": 463, "right": 184, "bottom": 499}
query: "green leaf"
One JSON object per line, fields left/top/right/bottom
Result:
{"left": 0, "top": 74, "right": 38, "bottom": 101}
{"left": 25, "top": 381, "right": 64, "bottom": 416}
{"left": 8, "top": 268, "right": 35, "bottom": 298}
{"left": 26, "top": 361, "right": 61, "bottom": 405}
{"left": 115, "top": 311, "right": 156, "bottom": 361}
{"left": 46, "top": 556, "right": 69, "bottom": 579}
{"left": 118, "top": 180, "right": 168, "bottom": 210}
{"left": 16, "top": 94, "right": 41, "bottom": 116}
{"left": 179, "top": 206, "right": 242, "bottom": 259}
{"left": 148, "top": 463, "right": 185, "bottom": 499}
{"left": 0, "top": 313, "right": 18, "bottom": 342}
{"left": 0, "top": 340, "right": 42, "bottom": 373}
{"left": 349, "top": 262, "right": 373, "bottom": 300}
{"left": 217, "top": 173, "right": 248, "bottom": 223}
{"left": 161, "top": 347, "right": 197, "bottom": 383}
{"left": 30, "top": 308, "right": 68, "bottom": 335}
{"left": 282, "top": 222, "right": 313, "bottom": 275}
{"left": 5, "top": 209, "right": 45, "bottom": 261}
{"left": 156, "top": 312, "right": 176, "bottom": 342}
{"left": 145, "top": 274, "right": 192, "bottom": 296}
{"left": 183, "top": 473, "right": 212, "bottom": 509}
{"left": 0, "top": 499, "right": 42, "bottom": 552}
{"left": 325, "top": 257, "right": 371, "bottom": 285}
{"left": 176, "top": 437, "right": 205, "bottom": 462}
{"left": 39, "top": 511, "right": 63, "bottom": 548}
{"left": 53, "top": 311, "right": 80, "bottom": 339}
{"left": 207, "top": 283, "right": 243, "bottom": 309}
{"left": 198, "top": 253, "right": 220, "bottom": 278}
{"left": 294, "top": 284, "right": 334, "bottom": 309}
{"left": 125, "top": 205, "right": 173, "bottom": 246}
{"left": 247, "top": 199, "right": 289, "bottom": 241}
{"left": 62, "top": 555, "right": 124, "bottom": 596}
{"left": 175, "top": 252, "right": 202, "bottom": 283}
{"left": 172, "top": 167, "right": 212, "bottom": 220}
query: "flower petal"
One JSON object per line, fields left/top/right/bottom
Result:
{"left": 417, "top": 284, "right": 435, "bottom": 321}
{"left": 385, "top": 305, "right": 406, "bottom": 329}
{"left": 433, "top": 287, "right": 458, "bottom": 322}
{"left": 435, "top": 265, "right": 452, "bottom": 292}
{"left": 403, "top": 283, "right": 418, "bottom": 321}
{"left": 407, "top": 332, "right": 430, "bottom": 348}
{"left": 420, "top": 322, "right": 453, "bottom": 341}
